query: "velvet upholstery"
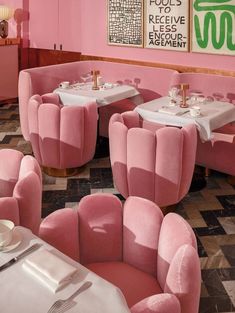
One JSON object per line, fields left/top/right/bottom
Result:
{"left": 0, "top": 149, "right": 42, "bottom": 234}
{"left": 39, "top": 193, "right": 201, "bottom": 313}
{"left": 28, "top": 93, "right": 98, "bottom": 170}
{"left": 18, "top": 60, "right": 178, "bottom": 140}
{"left": 19, "top": 62, "right": 235, "bottom": 176}
{"left": 109, "top": 111, "right": 197, "bottom": 207}
{"left": 176, "top": 72, "right": 235, "bottom": 175}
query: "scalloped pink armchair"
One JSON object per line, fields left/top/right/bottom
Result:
{"left": 109, "top": 111, "right": 197, "bottom": 207}
{"left": 39, "top": 193, "right": 201, "bottom": 313}
{"left": 28, "top": 93, "right": 98, "bottom": 176}
{"left": 0, "top": 149, "right": 42, "bottom": 234}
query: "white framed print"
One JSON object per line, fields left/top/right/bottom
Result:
{"left": 144, "top": 0, "right": 190, "bottom": 51}
{"left": 191, "top": 0, "right": 235, "bottom": 55}
{"left": 108, "top": 0, "right": 144, "bottom": 47}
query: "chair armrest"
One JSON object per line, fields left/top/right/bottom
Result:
{"left": 164, "top": 245, "right": 201, "bottom": 313}
{"left": 130, "top": 293, "right": 180, "bottom": 313}
{"left": 39, "top": 208, "right": 80, "bottom": 261}
{"left": 13, "top": 172, "right": 42, "bottom": 235}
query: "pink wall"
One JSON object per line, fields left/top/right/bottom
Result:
{"left": 79, "top": 0, "right": 235, "bottom": 72}
{"left": 3, "top": 0, "right": 235, "bottom": 72}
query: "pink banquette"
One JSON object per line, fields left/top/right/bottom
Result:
{"left": 18, "top": 61, "right": 235, "bottom": 176}
{"left": 175, "top": 73, "right": 235, "bottom": 176}
{"left": 18, "top": 60, "right": 178, "bottom": 140}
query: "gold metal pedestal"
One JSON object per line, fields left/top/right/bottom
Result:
{"left": 42, "top": 166, "right": 80, "bottom": 177}
{"left": 160, "top": 204, "right": 177, "bottom": 216}
{"left": 180, "top": 83, "right": 189, "bottom": 108}
{"left": 227, "top": 175, "right": 235, "bottom": 186}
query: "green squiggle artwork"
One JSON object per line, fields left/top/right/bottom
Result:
{"left": 194, "top": 0, "right": 235, "bottom": 51}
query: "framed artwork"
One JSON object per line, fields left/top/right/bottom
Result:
{"left": 107, "top": 0, "right": 143, "bottom": 47}
{"left": 191, "top": 0, "right": 235, "bottom": 55}
{"left": 144, "top": 0, "right": 190, "bottom": 51}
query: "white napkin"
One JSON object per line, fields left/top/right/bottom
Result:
{"left": 23, "top": 249, "right": 77, "bottom": 293}
{"left": 158, "top": 106, "right": 189, "bottom": 116}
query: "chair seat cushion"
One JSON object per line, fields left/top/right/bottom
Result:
{"left": 211, "top": 123, "right": 235, "bottom": 143}
{"left": 86, "top": 261, "right": 162, "bottom": 308}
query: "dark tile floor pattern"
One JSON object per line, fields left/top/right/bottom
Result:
{"left": 1, "top": 103, "right": 235, "bottom": 312}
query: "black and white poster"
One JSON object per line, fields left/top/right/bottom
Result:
{"left": 145, "top": 0, "right": 189, "bottom": 51}
{"left": 108, "top": 0, "right": 143, "bottom": 47}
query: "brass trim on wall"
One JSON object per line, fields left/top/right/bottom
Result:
{"left": 25, "top": 48, "right": 235, "bottom": 78}
{"left": 80, "top": 54, "right": 235, "bottom": 77}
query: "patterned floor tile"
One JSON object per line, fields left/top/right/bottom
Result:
{"left": 220, "top": 245, "right": 235, "bottom": 266}
{"left": 222, "top": 282, "right": 235, "bottom": 307}
{"left": 218, "top": 217, "right": 235, "bottom": 235}
{"left": 199, "top": 296, "right": 235, "bottom": 313}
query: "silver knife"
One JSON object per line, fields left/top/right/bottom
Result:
{"left": 0, "top": 243, "right": 41, "bottom": 272}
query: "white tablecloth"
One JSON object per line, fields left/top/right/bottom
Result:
{"left": 0, "top": 227, "right": 130, "bottom": 313}
{"left": 135, "top": 96, "right": 235, "bottom": 141}
{"left": 54, "top": 83, "right": 142, "bottom": 107}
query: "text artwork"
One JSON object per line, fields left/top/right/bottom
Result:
{"left": 145, "top": 0, "right": 189, "bottom": 51}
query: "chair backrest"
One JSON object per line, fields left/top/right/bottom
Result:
{"left": 78, "top": 193, "right": 123, "bottom": 264}
{"left": 28, "top": 93, "right": 98, "bottom": 169}
{"left": 157, "top": 213, "right": 200, "bottom": 313}
{"left": 175, "top": 72, "right": 235, "bottom": 105}
{"left": 109, "top": 111, "right": 197, "bottom": 207}
{"left": 123, "top": 196, "right": 163, "bottom": 276}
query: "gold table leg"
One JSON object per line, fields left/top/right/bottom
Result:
{"left": 42, "top": 166, "right": 81, "bottom": 177}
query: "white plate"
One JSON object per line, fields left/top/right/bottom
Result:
{"left": 0, "top": 228, "right": 22, "bottom": 253}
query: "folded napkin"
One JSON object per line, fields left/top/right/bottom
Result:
{"left": 23, "top": 249, "right": 77, "bottom": 293}
{"left": 158, "top": 106, "right": 189, "bottom": 116}
{"left": 103, "top": 82, "right": 114, "bottom": 89}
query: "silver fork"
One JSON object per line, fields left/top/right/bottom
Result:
{"left": 47, "top": 281, "right": 92, "bottom": 313}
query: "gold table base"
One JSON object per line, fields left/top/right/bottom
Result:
{"left": 42, "top": 166, "right": 80, "bottom": 177}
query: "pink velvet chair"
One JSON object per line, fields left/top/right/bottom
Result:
{"left": 39, "top": 193, "right": 201, "bottom": 313}
{"left": 28, "top": 93, "right": 98, "bottom": 176}
{"left": 0, "top": 149, "right": 42, "bottom": 234}
{"left": 109, "top": 111, "right": 197, "bottom": 207}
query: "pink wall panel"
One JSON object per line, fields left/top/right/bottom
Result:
{"left": 28, "top": 0, "right": 58, "bottom": 50}
{"left": 59, "top": 0, "right": 81, "bottom": 52}
{"left": 79, "top": 0, "right": 235, "bottom": 72}
{"left": 0, "top": 45, "right": 18, "bottom": 100}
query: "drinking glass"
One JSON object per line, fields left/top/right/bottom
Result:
{"left": 168, "top": 87, "right": 180, "bottom": 106}
{"left": 189, "top": 91, "right": 202, "bottom": 105}
{"left": 80, "top": 72, "right": 92, "bottom": 83}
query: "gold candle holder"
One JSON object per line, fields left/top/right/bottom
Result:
{"left": 180, "top": 83, "right": 189, "bottom": 108}
{"left": 91, "top": 70, "right": 100, "bottom": 90}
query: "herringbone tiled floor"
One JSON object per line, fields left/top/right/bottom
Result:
{"left": 1, "top": 103, "right": 235, "bottom": 312}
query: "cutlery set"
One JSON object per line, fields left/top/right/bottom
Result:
{"left": 0, "top": 243, "right": 41, "bottom": 271}
{"left": 0, "top": 244, "right": 92, "bottom": 312}
{"left": 47, "top": 281, "right": 92, "bottom": 313}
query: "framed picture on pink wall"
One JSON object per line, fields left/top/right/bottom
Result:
{"left": 107, "top": 0, "right": 144, "bottom": 47}
{"left": 191, "top": 0, "right": 235, "bottom": 55}
{"left": 144, "top": 0, "right": 190, "bottom": 51}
